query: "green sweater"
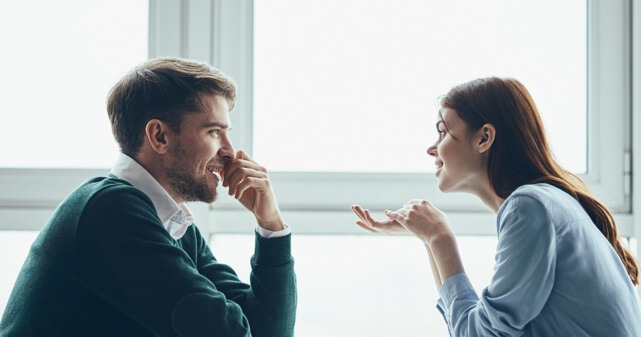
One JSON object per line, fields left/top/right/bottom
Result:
{"left": 0, "top": 177, "right": 297, "bottom": 336}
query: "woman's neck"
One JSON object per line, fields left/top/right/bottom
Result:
{"left": 467, "top": 179, "right": 505, "bottom": 213}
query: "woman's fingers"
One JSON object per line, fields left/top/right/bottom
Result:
{"left": 363, "top": 209, "right": 377, "bottom": 224}
{"left": 356, "top": 220, "right": 378, "bottom": 233}
{"left": 384, "top": 209, "right": 406, "bottom": 224}
{"left": 351, "top": 205, "right": 369, "bottom": 224}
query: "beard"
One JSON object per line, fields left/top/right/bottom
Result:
{"left": 166, "top": 143, "right": 217, "bottom": 203}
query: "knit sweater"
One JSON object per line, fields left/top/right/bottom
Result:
{"left": 0, "top": 176, "right": 297, "bottom": 336}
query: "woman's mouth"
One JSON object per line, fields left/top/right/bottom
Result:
{"left": 435, "top": 161, "right": 443, "bottom": 176}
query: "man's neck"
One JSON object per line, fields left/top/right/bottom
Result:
{"left": 133, "top": 152, "right": 184, "bottom": 205}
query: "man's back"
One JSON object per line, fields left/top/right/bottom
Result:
{"left": 0, "top": 176, "right": 296, "bottom": 336}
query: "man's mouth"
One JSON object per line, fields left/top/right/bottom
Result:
{"left": 206, "top": 165, "right": 223, "bottom": 181}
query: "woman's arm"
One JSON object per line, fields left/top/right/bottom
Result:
{"left": 425, "top": 243, "right": 443, "bottom": 288}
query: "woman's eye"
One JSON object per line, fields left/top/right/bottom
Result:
{"left": 438, "top": 130, "right": 446, "bottom": 139}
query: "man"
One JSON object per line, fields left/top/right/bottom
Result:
{"left": 0, "top": 58, "right": 296, "bottom": 336}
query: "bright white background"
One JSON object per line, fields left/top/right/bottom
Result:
{"left": 0, "top": 0, "right": 147, "bottom": 168}
{"left": 254, "top": 0, "right": 586, "bottom": 173}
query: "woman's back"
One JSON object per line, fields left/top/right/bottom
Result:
{"left": 492, "top": 183, "right": 641, "bottom": 336}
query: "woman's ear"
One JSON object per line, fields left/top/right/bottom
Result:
{"left": 477, "top": 123, "right": 496, "bottom": 154}
{"left": 144, "top": 119, "right": 172, "bottom": 154}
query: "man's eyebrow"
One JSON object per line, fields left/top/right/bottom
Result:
{"left": 202, "top": 122, "right": 230, "bottom": 129}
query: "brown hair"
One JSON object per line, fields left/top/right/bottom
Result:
{"left": 107, "top": 57, "right": 237, "bottom": 156}
{"left": 441, "top": 77, "right": 639, "bottom": 285}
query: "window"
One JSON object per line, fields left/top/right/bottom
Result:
{"left": 0, "top": 231, "right": 39, "bottom": 313}
{"left": 203, "top": 0, "right": 630, "bottom": 231}
{"left": 210, "top": 234, "right": 497, "bottom": 337}
{"left": 0, "top": 0, "right": 148, "bottom": 168}
{"left": 253, "top": 0, "right": 587, "bottom": 174}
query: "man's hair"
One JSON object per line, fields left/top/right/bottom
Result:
{"left": 106, "top": 57, "right": 237, "bottom": 156}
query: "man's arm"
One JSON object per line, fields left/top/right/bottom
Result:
{"left": 76, "top": 185, "right": 252, "bottom": 337}
{"left": 194, "top": 228, "right": 296, "bottom": 337}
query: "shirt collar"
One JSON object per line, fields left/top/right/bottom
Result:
{"left": 109, "top": 153, "right": 193, "bottom": 240}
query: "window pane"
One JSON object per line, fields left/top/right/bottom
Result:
{"left": 209, "top": 234, "right": 498, "bottom": 337}
{"left": 0, "top": 231, "right": 39, "bottom": 316}
{"left": 0, "top": 0, "right": 148, "bottom": 168}
{"left": 254, "top": 0, "right": 587, "bottom": 173}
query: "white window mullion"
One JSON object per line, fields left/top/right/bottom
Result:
{"left": 584, "top": 0, "right": 630, "bottom": 212}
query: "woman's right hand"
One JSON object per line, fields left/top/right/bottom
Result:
{"left": 351, "top": 205, "right": 409, "bottom": 234}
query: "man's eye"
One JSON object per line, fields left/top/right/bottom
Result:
{"left": 209, "top": 129, "right": 221, "bottom": 135}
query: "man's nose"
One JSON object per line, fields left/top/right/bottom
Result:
{"left": 219, "top": 135, "right": 236, "bottom": 163}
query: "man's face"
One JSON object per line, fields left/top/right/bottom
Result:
{"left": 166, "top": 94, "right": 234, "bottom": 203}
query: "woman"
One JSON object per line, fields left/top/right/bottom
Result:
{"left": 352, "top": 77, "right": 641, "bottom": 336}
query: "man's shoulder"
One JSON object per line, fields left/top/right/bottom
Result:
{"left": 58, "top": 176, "right": 155, "bottom": 220}
{"left": 78, "top": 176, "right": 155, "bottom": 212}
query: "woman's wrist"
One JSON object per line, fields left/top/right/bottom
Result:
{"left": 426, "top": 232, "right": 465, "bottom": 281}
{"left": 425, "top": 228, "right": 455, "bottom": 247}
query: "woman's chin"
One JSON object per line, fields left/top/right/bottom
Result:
{"left": 436, "top": 178, "right": 448, "bottom": 192}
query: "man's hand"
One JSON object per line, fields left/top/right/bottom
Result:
{"left": 222, "top": 150, "right": 285, "bottom": 231}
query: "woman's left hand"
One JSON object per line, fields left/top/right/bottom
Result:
{"left": 384, "top": 199, "right": 453, "bottom": 244}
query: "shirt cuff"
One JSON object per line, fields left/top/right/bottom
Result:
{"left": 255, "top": 223, "right": 291, "bottom": 238}
{"left": 438, "top": 272, "right": 477, "bottom": 308}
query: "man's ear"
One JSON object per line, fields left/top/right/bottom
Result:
{"left": 144, "top": 119, "right": 172, "bottom": 154}
{"left": 477, "top": 123, "right": 496, "bottom": 154}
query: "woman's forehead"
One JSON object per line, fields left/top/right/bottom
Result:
{"left": 439, "top": 107, "right": 458, "bottom": 125}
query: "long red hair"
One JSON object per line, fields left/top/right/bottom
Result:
{"left": 441, "top": 77, "right": 639, "bottom": 285}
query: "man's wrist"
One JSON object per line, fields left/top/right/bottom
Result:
{"left": 257, "top": 217, "right": 285, "bottom": 232}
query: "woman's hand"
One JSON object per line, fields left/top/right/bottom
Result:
{"left": 384, "top": 199, "right": 453, "bottom": 245}
{"left": 351, "top": 205, "right": 409, "bottom": 234}
{"left": 353, "top": 200, "right": 464, "bottom": 283}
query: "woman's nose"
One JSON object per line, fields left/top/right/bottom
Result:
{"left": 427, "top": 144, "right": 438, "bottom": 157}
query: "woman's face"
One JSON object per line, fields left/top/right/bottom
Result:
{"left": 427, "top": 108, "right": 486, "bottom": 193}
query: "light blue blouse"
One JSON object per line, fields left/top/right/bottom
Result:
{"left": 437, "top": 183, "right": 641, "bottom": 336}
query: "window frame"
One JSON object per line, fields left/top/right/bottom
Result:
{"left": 0, "top": 0, "right": 633, "bottom": 242}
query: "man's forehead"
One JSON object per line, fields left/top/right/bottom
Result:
{"left": 199, "top": 94, "right": 231, "bottom": 123}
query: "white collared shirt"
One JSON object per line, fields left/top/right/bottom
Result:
{"left": 110, "top": 153, "right": 290, "bottom": 240}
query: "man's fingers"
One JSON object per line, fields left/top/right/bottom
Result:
{"left": 223, "top": 161, "right": 267, "bottom": 186}
{"left": 226, "top": 169, "right": 268, "bottom": 195}
{"left": 236, "top": 150, "right": 260, "bottom": 165}
{"left": 234, "top": 177, "right": 261, "bottom": 200}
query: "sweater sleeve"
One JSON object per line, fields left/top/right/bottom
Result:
{"left": 193, "top": 227, "right": 297, "bottom": 337}
{"left": 438, "top": 195, "right": 556, "bottom": 336}
{"left": 75, "top": 185, "right": 251, "bottom": 337}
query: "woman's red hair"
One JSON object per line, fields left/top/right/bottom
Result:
{"left": 441, "top": 77, "right": 639, "bottom": 285}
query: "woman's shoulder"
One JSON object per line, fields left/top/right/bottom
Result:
{"left": 503, "top": 183, "right": 575, "bottom": 208}
{"left": 498, "top": 183, "right": 587, "bottom": 226}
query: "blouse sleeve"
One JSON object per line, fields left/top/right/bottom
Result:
{"left": 437, "top": 195, "right": 556, "bottom": 336}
